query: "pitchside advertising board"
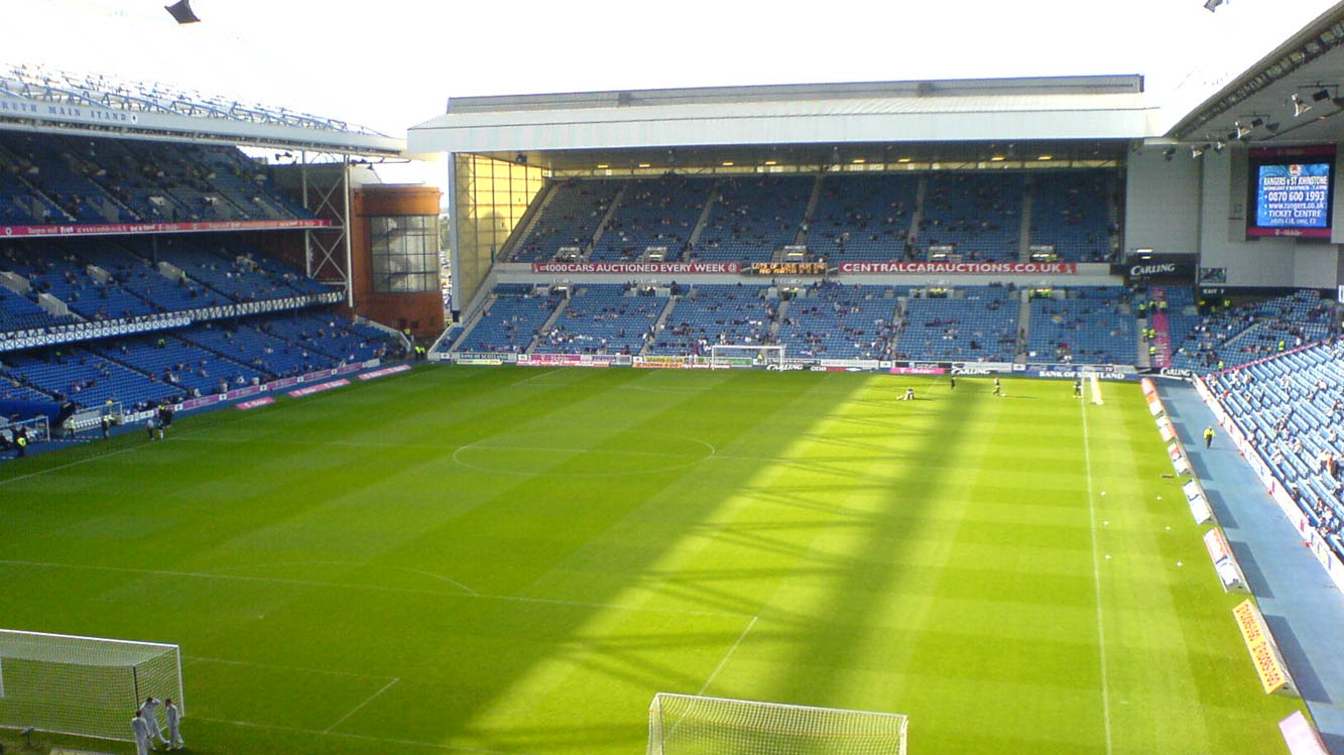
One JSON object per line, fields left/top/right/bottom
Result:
{"left": 1247, "top": 145, "right": 1335, "bottom": 239}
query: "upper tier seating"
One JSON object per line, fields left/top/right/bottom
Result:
{"left": 458, "top": 285, "right": 563, "bottom": 354}
{"left": 534, "top": 285, "right": 664, "bottom": 355}
{"left": 0, "top": 245, "right": 152, "bottom": 321}
{"left": 1027, "top": 288, "right": 1135, "bottom": 364}
{"left": 896, "top": 287, "right": 1019, "bottom": 362}
{"left": 0, "top": 132, "right": 309, "bottom": 226}
{"left": 652, "top": 285, "right": 774, "bottom": 355}
{"left": 592, "top": 176, "right": 710, "bottom": 262}
{"left": 1030, "top": 170, "right": 1116, "bottom": 262}
{"left": 776, "top": 282, "right": 901, "bottom": 360}
{"left": 514, "top": 180, "right": 621, "bottom": 262}
{"left": 808, "top": 174, "right": 918, "bottom": 260}
{"left": 0, "top": 284, "right": 78, "bottom": 332}
{"left": 1171, "top": 291, "right": 1334, "bottom": 373}
{"left": 123, "top": 238, "right": 311, "bottom": 303}
{"left": 917, "top": 173, "right": 1024, "bottom": 261}
{"left": 69, "top": 240, "right": 230, "bottom": 313}
{"left": 693, "top": 176, "right": 812, "bottom": 261}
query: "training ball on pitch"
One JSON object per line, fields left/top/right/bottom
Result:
{"left": 1105, "top": 554, "right": 1112, "bottom": 560}
{"left": 1100, "top": 491, "right": 1107, "bottom": 497}
{"left": 1176, "top": 561, "right": 1183, "bottom": 567}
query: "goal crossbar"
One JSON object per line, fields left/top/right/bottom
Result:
{"left": 708, "top": 344, "right": 785, "bottom": 369}
{"left": 649, "top": 692, "right": 908, "bottom": 755}
{"left": 0, "top": 628, "right": 184, "bottom": 743}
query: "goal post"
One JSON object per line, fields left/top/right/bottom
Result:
{"left": 0, "top": 629, "right": 184, "bottom": 743}
{"left": 708, "top": 344, "right": 785, "bottom": 370}
{"left": 647, "top": 693, "right": 908, "bottom": 755}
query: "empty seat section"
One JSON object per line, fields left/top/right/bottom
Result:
{"left": 917, "top": 173, "right": 1023, "bottom": 261}
{"left": 592, "top": 176, "right": 710, "bottom": 261}
{"left": 693, "top": 176, "right": 811, "bottom": 261}
{"left": 514, "top": 180, "right": 620, "bottom": 262}
{"left": 808, "top": 174, "right": 918, "bottom": 260}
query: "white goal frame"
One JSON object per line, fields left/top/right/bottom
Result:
{"left": 648, "top": 692, "right": 908, "bottom": 755}
{"left": 708, "top": 344, "right": 785, "bottom": 370}
{"left": 0, "top": 628, "right": 184, "bottom": 743}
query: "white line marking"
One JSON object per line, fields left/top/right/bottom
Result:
{"left": 400, "top": 568, "right": 479, "bottom": 596}
{"left": 697, "top": 615, "right": 758, "bottom": 696}
{"left": 184, "top": 655, "right": 392, "bottom": 680}
{"left": 0, "top": 444, "right": 142, "bottom": 486}
{"left": 194, "top": 715, "right": 507, "bottom": 753}
{"left": 1080, "top": 400, "right": 1114, "bottom": 755}
{"left": 324, "top": 677, "right": 400, "bottom": 733}
{"left": 0, "top": 559, "right": 743, "bottom": 619}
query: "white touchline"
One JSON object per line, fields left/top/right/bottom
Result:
{"left": 697, "top": 615, "right": 759, "bottom": 696}
{"left": 1080, "top": 400, "right": 1114, "bottom": 755}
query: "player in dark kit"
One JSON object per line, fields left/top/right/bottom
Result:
{"left": 1074, "top": 378, "right": 1083, "bottom": 398}
{"left": 949, "top": 375, "right": 957, "bottom": 391}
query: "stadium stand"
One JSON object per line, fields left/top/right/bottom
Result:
{"left": 652, "top": 284, "right": 775, "bottom": 355}
{"left": 917, "top": 173, "right": 1024, "bottom": 260}
{"left": 1027, "top": 287, "right": 1136, "bottom": 364}
{"left": 513, "top": 179, "right": 621, "bottom": 262}
{"left": 592, "top": 176, "right": 711, "bottom": 261}
{"left": 534, "top": 284, "right": 663, "bottom": 355}
{"left": 776, "top": 282, "right": 902, "bottom": 359}
{"left": 895, "top": 286, "right": 1019, "bottom": 362}
{"left": 1207, "top": 339, "right": 1344, "bottom": 560}
{"left": 1171, "top": 291, "right": 1335, "bottom": 373}
{"left": 458, "top": 285, "right": 564, "bottom": 354}
{"left": 694, "top": 176, "right": 812, "bottom": 261}
{"left": 0, "top": 132, "right": 311, "bottom": 225}
{"left": 808, "top": 173, "right": 918, "bottom": 260}
{"left": 1029, "top": 170, "right": 1117, "bottom": 262}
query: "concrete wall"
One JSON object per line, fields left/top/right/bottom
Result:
{"left": 1125, "top": 146, "right": 1201, "bottom": 256}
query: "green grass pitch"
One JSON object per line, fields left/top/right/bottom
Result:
{"left": 0, "top": 366, "right": 1307, "bottom": 753}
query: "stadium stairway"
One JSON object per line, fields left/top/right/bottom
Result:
{"left": 686, "top": 184, "right": 720, "bottom": 252}
{"left": 1160, "top": 383, "right": 1344, "bottom": 750}
{"left": 1016, "top": 295, "right": 1031, "bottom": 361}
{"left": 586, "top": 183, "right": 630, "bottom": 260}
{"left": 1017, "top": 177, "right": 1035, "bottom": 261}
{"left": 526, "top": 293, "right": 571, "bottom": 354}
{"left": 502, "top": 181, "right": 557, "bottom": 261}
{"left": 641, "top": 295, "right": 681, "bottom": 356}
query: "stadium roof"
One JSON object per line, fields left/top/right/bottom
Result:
{"left": 408, "top": 75, "right": 1156, "bottom": 158}
{"left": 1165, "top": 4, "right": 1344, "bottom": 146}
{"left": 0, "top": 64, "right": 404, "bottom": 156}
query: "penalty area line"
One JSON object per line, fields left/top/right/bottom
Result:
{"left": 324, "top": 677, "right": 400, "bottom": 733}
{"left": 193, "top": 715, "right": 508, "bottom": 753}
{"left": 697, "top": 615, "right": 759, "bottom": 696}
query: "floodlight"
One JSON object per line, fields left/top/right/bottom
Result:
{"left": 1292, "top": 93, "right": 1313, "bottom": 117}
{"left": 1203, "top": 0, "right": 1225, "bottom": 11}
{"left": 1312, "top": 88, "right": 1331, "bottom": 102}
{"left": 164, "top": 0, "right": 200, "bottom": 23}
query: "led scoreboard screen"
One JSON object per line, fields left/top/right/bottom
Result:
{"left": 1247, "top": 146, "right": 1335, "bottom": 239}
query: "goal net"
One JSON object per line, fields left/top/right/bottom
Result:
{"left": 708, "top": 344, "right": 785, "bottom": 370}
{"left": 647, "top": 693, "right": 908, "bottom": 755}
{"left": 0, "top": 629, "right": 184, "bottom": 742}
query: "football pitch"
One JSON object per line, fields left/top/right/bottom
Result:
{"left": 0, "top": 366, "right": 1307, "bottom": 754}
